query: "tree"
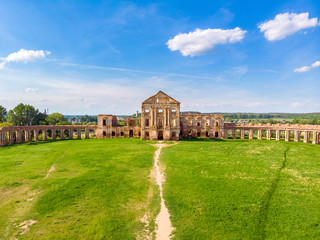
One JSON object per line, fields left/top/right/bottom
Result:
{"left": 7, "top": 103, "right": 45, "bottom": 126}
{"left": 0, "top": 105, "right": 7, "bottom": 122}
{"left": 46, "top": 112, "right": 66, "bottom": 125}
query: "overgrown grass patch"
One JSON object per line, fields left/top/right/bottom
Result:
{"left": 161, "top": 139, "right": 320, "bottom": 239}
{"left": 0, "top": 138, "right": 158, "bottom": 239}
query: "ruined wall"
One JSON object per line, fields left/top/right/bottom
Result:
{"left": 180, "top": 114, "right": 224, "bottom": 138}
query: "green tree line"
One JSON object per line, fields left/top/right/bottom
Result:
{"left": 0, "top": 104, "right": 97, "bottom": 127}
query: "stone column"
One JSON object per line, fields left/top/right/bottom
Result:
{"left": 312, "top": 131, "right": 319, "bottom": 145}
{"left": 304, "top": 131, "right": 310, "bottom": 143}
{"left": 257, "top": 129, "right": 262, "bottom": 140}
{"left": 85, "top": 129, "right": 90, "bottom": 139}
{"left": 294, "top": 130, "right": 300, "bottom": 142}
{"left": 0, "top": 130, "right": 5, "bottom": 146}
{"left": 168, "top": 108, "right": 171, "bottom": 128}
{"left": 69, "top": 129, "right": 73, "bottom": 140}
{"left": 176, "top": 107, "right": 180, "bottom": 127}
{"left": 223, "top": 129, "right": 228, "bottom": 139}
{"left": 8, "top": 130, "right": 14, "bottom": 144}
{"left": 16, "top": 130, "right": 22, "bottom": 143}
{"left": 276, "top": 130, "right": 281, "bottom": 141}
{"left": 60, "top": 129, "right": 64, "bottom": 140}
{"left": 34, "top": 130, "right": 39, "bottom": 141}
{"left": 154, "top": 108, "right": 157, "bottom": 127}
{"left": 240, "top": 130, "right": 245, "bottom": 139}
{"left": 249, "top": 129, "right": 254, "bottom": 139}
{"left": 285, "top": 130, "right": 290, "bottom": 142}
{"left": 266, "top": 129, "right": 271, "bottom": 140}
{"left": 150, "top": 108, "right": 153, "bottom": 127}
{"left": 232, "top": 130, "right": 236, "bottom": 139}
{"left": 43, "top": 130, "right": 47, "bottom": 141}
{"left": 77, "top": 129, "right": 81, "bottom": 139}
{"left": 52, "top": 130, "right": 56, "bottom": 140}
{"left": 25, "top": 130, "right": 30, "bottom": 142}
{"left": 164, "top": 108, "right": 167, "bottom": 127}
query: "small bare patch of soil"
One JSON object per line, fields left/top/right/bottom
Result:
{"left": 18, "top": 219, "right": 37, "bottom": 235}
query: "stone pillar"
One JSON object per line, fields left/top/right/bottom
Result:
{"left": 77, "top": 129, "right": 81, "bottom": 139}
{"left": 249, "top": 129, "right": 254, "bottom": 139}
{"left": 43, "top": 130, "right": 47, "bottom": 141}
{"left": 52, "top": 130, "right": 56, "bottom": 140}
{"left": 154, "top": 108, "right": 157, "bottom": 127}
{"left": 304, "top": 131, "right": 310, "bottom": 143}
{"left": 285, "top": 130, "right": 290, "bottom": 142}
{"left": 69, "top": 129, "right": 73, "bottom": 140}
{"left": 164, "top": 108, "right": 167, "bottom": 127}
{"left": 25, "top": 130, "right": 30, "bottom": 142}
{"left": 150, "top": 108, "right": 153, "bottom": 127}
{"left": 276, "top": 130, "right": 281, "bottom": 141}
{"left": 16, "top": 130, "right": 22, "bottom": 143}
{"left": 294, "top": 130, "right": 300, "bottom": 142}
{"left": 312, "top": 131, "right": 319, "bottom": 145}
{"left": 257, "top": 129, "right": 262, "bottom": 140}
{"left": 34, "top": 130, "right": 39, "bottom": 141}
{"left": 223, "top": 129, "right": 228, "bottom": 139}
{"left": 266, "top": 129, "right": 271, "bottom": 140}
{"left": 0, "top": 130, "right": 5, "bottom": 146}
{"left": 240, "top": 130, "right": 245, "bottom": 139}
{"left": 176, "top": 107, "right": 180, "bottom": 127}
{"left": 8, "top": 130, "right": 14, "bottom": 144}
{"left": 60, "top": 129, "right": 64, "bottom": 140}
{"left": 232, "top": 130, "right": 236, "bottom": 139}
{"left": 85, "top": 129, "right": 90, "bottom": 139}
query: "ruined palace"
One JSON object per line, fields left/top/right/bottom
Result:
{"left": 1, "top": 91, "right": 320, "bottom": 146}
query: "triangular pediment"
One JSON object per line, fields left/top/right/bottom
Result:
{"left": 142, "top": 91, "right": 180, "bottom": 104}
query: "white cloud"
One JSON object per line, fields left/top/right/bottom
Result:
{"left": 311, "top": 61, "right": 320, "bottom": 68}
{"left": 294, "top": 60, "right": 320, "bottom": 73}
{"left": 294, "top": 66, "right": 311, "bottom": 73}
{"left": 25, "top": 88, "right": 39, "bottom": 93}
{"left": 0, "top": 49, "right": 50, "bottom": 69}
{"left": 259, "top": 12, "right": 319, "bottom": 41}
{"left": 167, "top": 27, "right": 247, "bottom": 56}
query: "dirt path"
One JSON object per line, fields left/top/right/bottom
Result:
{"left": 153, "top": 142, "right": 177, "bottom": 240}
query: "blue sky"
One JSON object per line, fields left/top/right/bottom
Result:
{"left": 0, "top": 0, "right": 319, "bottom": 115}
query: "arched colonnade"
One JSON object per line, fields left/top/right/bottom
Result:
{"left": 0, "top": 125, "right": 97, "bottom": 146}
{"left": 224, "top": 123, "right": 320, "bottom": 145}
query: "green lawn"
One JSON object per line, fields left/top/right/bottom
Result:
{"left": 1, "top": 138, "right": 320, "bottom": 240}
{"left": 161, "top": 139, "right": 320, "bottom": 239}
{"left": 0, "top": 138, "right": 159, "bottom": 240}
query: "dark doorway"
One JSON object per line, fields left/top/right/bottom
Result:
{"left": 197, "top": 132, "right": 201, "bottom": 138}
{"left": 103, "top": 131, "right": 106, "bottom": 137}
{"left": 112, "top": 131, "right": 115, "bottom": 137}
{"left": 129, "top": 130, "right": 133, "bottom": 137}
{"left": 158, "top": 131, "right": 163, "bottom": 140}
{"left": 215, "top": 131, "right": 219, "bottom": 138}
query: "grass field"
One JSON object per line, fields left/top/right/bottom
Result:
{"left": 1, "top": 138, "right": 320, "bottom": 239}
{"left": 161, "top": 139, "right": 320, "bottom": 239}
{"left": 0, "top": 138, "right": 158, "bottom": 240}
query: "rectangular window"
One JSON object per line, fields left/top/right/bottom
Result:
{"left": 145, "top": 119, "right": 149, "bottom": 127}
{"left": 145, "top": 109, "right": 149, "bottom": 113}
{"left": 146, "top": 131, "right": 149, "bottom": 137}
{"left": 103, "top": 119, "right": 106, "bottom": 126}
{"left": 172, "top": 132, "right": 175, "bottom": 138}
